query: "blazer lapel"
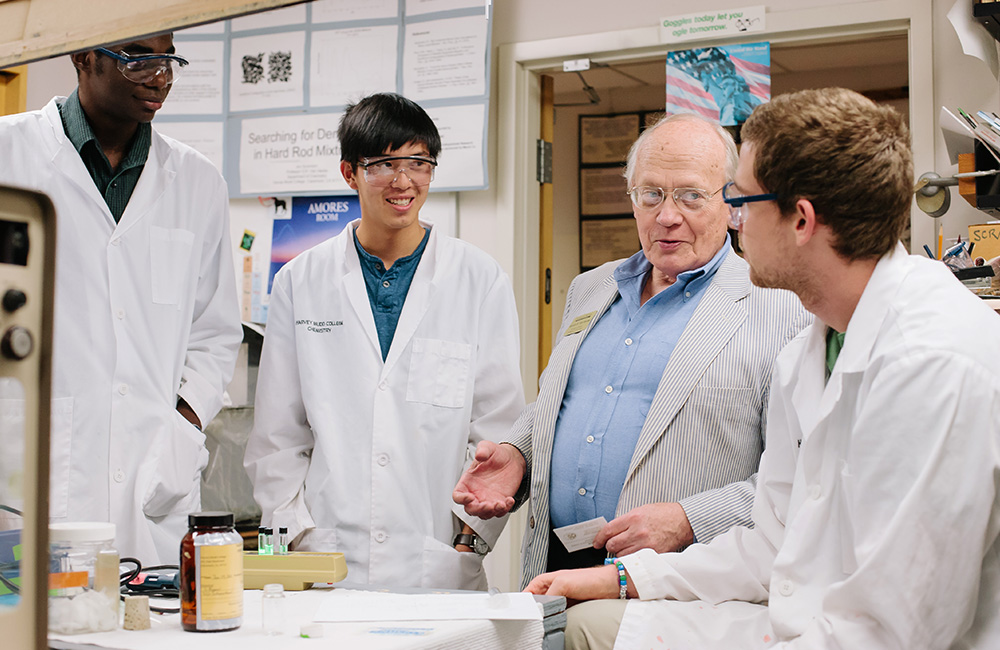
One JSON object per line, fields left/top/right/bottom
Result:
{"left": 626, "top": 250, "right": 751, "bottom": 478}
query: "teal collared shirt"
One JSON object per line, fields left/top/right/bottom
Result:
{"left": 57, "top": 89, "right": 151, "bottom": 223}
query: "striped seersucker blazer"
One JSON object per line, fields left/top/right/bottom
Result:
{"left": 508, "top": 247, "right": 811, "bottom": 588}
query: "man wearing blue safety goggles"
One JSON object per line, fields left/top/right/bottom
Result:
{"left": 0, "top": 32, "right": 242, "bottom": 567}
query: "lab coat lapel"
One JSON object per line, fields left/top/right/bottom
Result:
{"left": 42, "top": 101, "right": 116, "bottom": 227}
{"left": 341, "top": 221, "right": 383, "bottom": 358}
{"left": 115, "top": 132, "right": 177, "bottom": 235}
{"left": 381, "top": 223, "right": 438, "bottom": 379}
{"left": 626, "top": 250, "right": 750, "bottom": 479}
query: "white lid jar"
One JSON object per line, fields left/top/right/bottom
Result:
{"left": 49, "top": 522, "right": 119, "bottom": 634}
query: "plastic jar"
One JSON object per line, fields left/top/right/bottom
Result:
{"left": 48, "top": 522, "right": 119, "bottom": 634}
{"left": 261, "top": 583, "right": 285, "bottom": 635}
{"left": 179, "top": 511, "right": 243, "bottom": 632}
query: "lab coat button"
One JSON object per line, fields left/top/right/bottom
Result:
{"left": 378, "top": 381, "right": 387, "bottom": 391}
{"left": 116, "top": 309, "right": 125, "bottom": 319}
{"left": 604, "top": 385, "right": 613, "bottom": 394}
{"left": 110, "top": 239, "right": 120, "bottom": 246}
{"left": 118, "top": 384, "right": 128, "bottom": 395}
{"left": 778, "top": 580, "right": 795, "bottom": 596}
{"left": 577, "top": 487, "right": 586, "bottom": 496}
{"left": 375, "top": 531, "right": 387, "bottom": 543}
{"left": 624, "top": 338, "right": 633, "bottom": 346}
{"left": 113, "top": 469, "right": 125, "bottom": 483}
{"left": 377, "top": 453, "right": 389, "bottom": 466}
{"left": 586, "top": 435, "right": 595, "bottom": 443}
{"left": 808, "top": 484, "right": 822, "bottom": 500}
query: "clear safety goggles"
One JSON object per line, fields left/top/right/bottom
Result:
{"left": 95, "top": 47, "right": 189, "bottom": 85}
{"left": 721, "top": 181, "right": 779, "bottom": 229}
{"left": 358, "top": 156, "right": 437, "bottom": 187}
{"left": 626, "top": 185, "right": 725, "bottom": 214}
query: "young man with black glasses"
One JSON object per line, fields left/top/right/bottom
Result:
{"left": 246, "top": 93, "right": 524, "bottom": 590}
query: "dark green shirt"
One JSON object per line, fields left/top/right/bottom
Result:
{"left": 57, "top": 89, "right": 151, "bottom": 223}
{"left": 825, "top": 327, "right": 846, "bottom": 381}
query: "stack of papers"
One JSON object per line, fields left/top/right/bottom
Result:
{"left": 314, "top": 590, "right": 543, "bottom": 623}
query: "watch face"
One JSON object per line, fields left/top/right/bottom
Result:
{"left": 473, "top": 535, "right": 489, "bottom": 555}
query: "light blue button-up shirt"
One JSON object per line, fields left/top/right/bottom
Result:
{"left": 549, "top": 239, "right": 731, "bottom": 529}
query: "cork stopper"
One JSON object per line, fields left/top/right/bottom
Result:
{"left": 123, "top": 595, "right": 151, "bottom": 631}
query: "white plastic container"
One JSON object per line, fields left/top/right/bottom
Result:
{"left": 48, "top": 522, "right": 119, "bottom": 634}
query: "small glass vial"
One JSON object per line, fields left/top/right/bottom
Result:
{"left": 264, "top": 527, "right": 274, "bottom": 555}
{"left": 180, "top": 511, "right": 243, "bottom": 632}
{"left": 48, "top": 522, "right": 119, "bottom": 634}
{"left": 257, "top": 526, "right": 266, "bottom": 554}
{"left": 261, "top": 583, "right": 285, "bottom": 635}
{"left": 277, "top": 527, "right": 289, "bottom": 555}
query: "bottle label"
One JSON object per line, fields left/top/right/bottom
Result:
{"left": 195, "top": 543, "right": 243, "bottom": 622}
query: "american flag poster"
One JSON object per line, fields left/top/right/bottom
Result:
{"left": 666, "top": 42, "right": 770, "bottom": 126}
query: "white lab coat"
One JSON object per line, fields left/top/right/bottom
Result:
{"left": 616, "top": 246, "right": 1000, "bottom": 649}
{"left": 0, "top": 98, "right": 242, "bottom": 564}
{"left": 245, "top": 220, "right": 524, "bottom": 589}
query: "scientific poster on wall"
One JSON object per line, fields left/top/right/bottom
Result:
{"left": 156, "top": 41, "right": 225, "bottom": 116}
{"left": 310, "top": 25, "right": 399, "bottom": 108}
{"left": 427, "top": 103, "right": 486, "bottom": 189}
{"left": 403, "top": 15, "right": 487, "bottom": 101}
{"left": 230, "top": 31, "right": 306, "bottom": 112}
{"left": 666, "top": 41, "right": 770, "bottom": 126}
{"left": 239, "top": 113, "right": 349, "bottom": 194}
{"left": 311, "top": 0, "right": 398, "bottom": 22}
{"left": 154, "top": 122, "right": 225, "bottom": 172}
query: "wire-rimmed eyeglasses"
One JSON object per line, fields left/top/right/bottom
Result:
{"left": 626, "top": 185, "right": 725, "bottom": 214}
{"left": 359, "top": 156, "right": 438, "bottom": 187}
{"left": 721, "top": 181, "right": 778, "bottom": 229}
{"left": 95, "top": 48, "right": 189, "bottom": 86}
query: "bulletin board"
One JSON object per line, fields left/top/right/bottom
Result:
{"left": 154, "top": 0, "right": 493, "bottom": 198}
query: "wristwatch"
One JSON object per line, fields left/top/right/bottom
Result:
{"left": 453, "top": 532, "right": 490, "bottom": 556}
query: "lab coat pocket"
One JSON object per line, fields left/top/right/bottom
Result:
{"left": 0, "top": 395, "right": 72, "bottom": 518}
{"left": 420, "top": 535, "right": 487, "bottom": 590}
{"left": 149, "top": 226, "right": 195, "bottom": 306}
{"left": 141, "top": 411, "right": 209, "bottom": 519}
{"left": 295, "top": 528, "right": 338, "bottom": 552}
{"left": 406, "top": 338, "right": 471, "bottom": 409}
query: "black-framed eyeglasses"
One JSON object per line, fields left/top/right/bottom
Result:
{"left": 626, "top": 185, "right": 725, "bottom": 213}
{"left": 95, "top": 48, "right": 189, "bottom": 85}
{"left": 722, "top": 181, "right": 778, "bottom": 229}
{"left": 359, "top": 156, "right": 438, "bottom": 187}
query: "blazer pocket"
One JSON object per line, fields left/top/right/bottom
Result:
{"left": 406, "top": 338, "right": 471, "bottom": 409}
{"left": 149, "top": 226, "right": 195, "bottom": 306}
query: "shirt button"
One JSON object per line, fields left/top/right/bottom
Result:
{"left": 778, "top": 580, "right": 795, "bottom": 596}
{"left": 116, "top": 309, "right": 125, "bottom": 319}
{"left": 118, "top": 384, "right": 129, "bottom": 395}
{"left": 377, "top": 453, "right": 389, "bottom": 466}
{"left": 685, "top": 291, "right": 691, "bottom": 298}
{"left": 624, "top": 338, "right": 633, "bottom": 346}
{"left": 605, "top": 385, "right": 613, "bottom": 394}
{"left": 375, "top": 531, "right": 387, "bottom": 543}
{"left": 808, "top": 484, "right": 822, "bottom": 500}
{"left": 586, "top": 435, "right": 595, "bottom": 443}
{"left": 113, "top": 469, "right": 125, "bottom": 483}
{"left": 382, "top": 280, "right": 390, "bottom": 288}
{"left": 577, "top": 487, "right": 586, "bottom": 496}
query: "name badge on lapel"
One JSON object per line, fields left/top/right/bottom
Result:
{"left": 563, "top": 311, "right": 597, "bottom": 336}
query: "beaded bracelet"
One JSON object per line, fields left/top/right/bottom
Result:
{"left": 613, "top": 560, "right": 628, "bottom": 599}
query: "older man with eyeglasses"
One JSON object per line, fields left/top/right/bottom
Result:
{"left": 0, "top": 33, "right": 242, "bottom": 565}
{"left": 245, "top": 93, "right": 524, "bottom": 590}
{"left": 453, "top": 113, "right": 810, "bottom": 633}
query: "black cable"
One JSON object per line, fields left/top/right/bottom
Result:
{"left": 118, "top": 556, "right": 181, "bottom": 614}
{"left": 0, "top": 504, "right": 23, "bottom": 516}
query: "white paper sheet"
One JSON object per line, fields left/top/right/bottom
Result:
{"left": 230, "top": 4, "right": 307, "bottom": 31}
{"left": 403, "top": 15, "right": 487, "bottom": 101}
{"left": 313, "top": 589, "right": 543, "bottom": 622}
{"left": 553, "top": 517, "right": 608, "bottom": 552}
{"left": 406, "top": 0, "right": 484, "bottom": 15}
{"left": 948, "top": 0, "right": 999, "bottom": 78}
{"left": 239, "top": 112, "right": 349, "bottom": 195}
{"left": 311, "top": 0, "right": 399, "bottom": 23}
{"left": 230, "top": 31, "right": 305, "bottom": 112}
{"left": 157, "top": 41, "right": 225, "bottom": 116}
{"left": 310, "top": 25, "right": 399, "bottom": 107}
{"left": 154, "top": 121, "right": 225, "bottom": 172}
{"left": 426, "top": 104, "right": 485, "bottom": 189}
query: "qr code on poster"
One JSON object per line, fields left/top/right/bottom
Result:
{"left": 240, "top": 51, "right": 293, "bottom": 85}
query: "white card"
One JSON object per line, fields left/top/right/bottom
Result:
{"left": 552, "top": 517, "right": 608, "bottom": 553}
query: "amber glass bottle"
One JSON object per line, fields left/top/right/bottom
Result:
{"left": 179, "top": 511, "right": 243, "bottom": 632}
